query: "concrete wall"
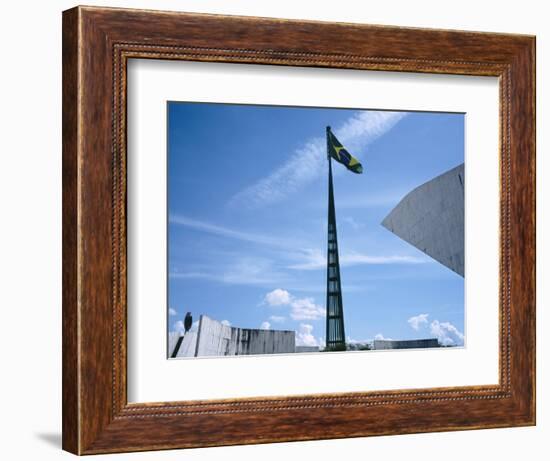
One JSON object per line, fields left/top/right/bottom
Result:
{"left": 168, "top": 331, "right": 180, "bottom": 357}
{"left": 382, "top": 163, "right": 465, "bottom": 276}
{"left": 172, "top": 332, "right": 199, "bottom": 358}
{"left": 196, "top": 315, "right": 295, "bottom": 356}
{"left": 169, "top": 315, "right": 296, "bottom": 358}
{"left": 373, "top": 338, "right": 440, "bottom": 350}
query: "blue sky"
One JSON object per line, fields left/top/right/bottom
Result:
{"left": 167, "top": 102, "right": 465, "bottom": 348}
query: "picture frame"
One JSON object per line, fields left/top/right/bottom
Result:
{"left": 62, "top": 5, "right": 535, "bottom": 455}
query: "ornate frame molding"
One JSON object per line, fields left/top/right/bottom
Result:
{"left": 63, "top": 6, "right": 535, "bottom": 454}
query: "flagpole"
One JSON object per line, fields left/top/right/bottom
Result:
{"left": 326, "top": 126, "right": 332, "bottom": 349}
{"left": 325, "top": 126, "right": 346, "bottom": 351}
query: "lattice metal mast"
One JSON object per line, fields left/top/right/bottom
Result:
{"left": 325, "top": 126, "right": 346, "bottom": 351}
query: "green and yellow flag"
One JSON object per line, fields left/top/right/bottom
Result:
{"left": 327, "top": 129, "right": 363, "bottom": 174}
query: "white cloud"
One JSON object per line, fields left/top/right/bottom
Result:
{"left": 264, "top": 288, "right": 292, "bottom": 306}
{"left": 221, "top": 319, "right": 231, "bottom": 326}
{"left": 260, "top": 321, "right": 271, "bottom": 330}
{"left": 296, "top": 324, "right": 320, "bottom": 347}
{"left": 288, "top": 248, "right": 427, "bottom": 270}
{"left": 430, "top": 320, "right": 464, "bottom": 346}
{"left": 347, "top": 337, "right": 370, "bottom": 345}
{"left": 289, "top": 297, "right": 325, "bottom": 321}
{"left": 374, "top": 333, "right": 392, "bottom": 341}
{"left": 172, "top": 319, "right": 199, "bottom": 334}
{"left": 172, "top": 320, "right": 185, "bottom": 334}
{"left": 168, "top": 308, "right": 177, "bottom": 316}
{"left": 408, "top": 313, "right": 429, "bottom": 331}
{"left": 269, "top": 315, "right": 286, "bottom": 323}
{"left": 263, "top": 288, "right": 325, "bottom": 321}
{"left": 229, "top": 111, "right": 406, "bottom": 209}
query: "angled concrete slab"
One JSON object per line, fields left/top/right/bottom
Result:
{"left": 382, "top": 163, "right": 465, "bottom": 277}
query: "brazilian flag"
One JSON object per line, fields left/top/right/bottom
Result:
{"left": 328, "top": 129, "right": 363, "bottom": 174}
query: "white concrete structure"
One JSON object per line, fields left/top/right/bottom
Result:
{"left": 382, "top": 163, "right": 465, "bottom": 276}
{"left": 169, "top": 331, "right": 199, "bottom": 358}
{"left": 168, "top": 331, "right": 181, "bottom": 357}
{"left": 170, "top": 315, "right": 296, "bottom": 358}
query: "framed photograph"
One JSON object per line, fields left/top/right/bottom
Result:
{"left": 62, "top": 6, "right": 535, "bottom": 454}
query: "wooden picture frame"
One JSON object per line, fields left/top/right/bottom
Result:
{"left": 62, "top": 5, "right": 535, "bottom": 455}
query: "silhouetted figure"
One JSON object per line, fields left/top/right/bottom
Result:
{"left": 171, "top": 311, "right": 193, "bottom": 358}
{"left": 184, "top": 312, "right": 193, "bottom": 333}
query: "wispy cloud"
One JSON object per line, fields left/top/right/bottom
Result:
{"left": 311, "top": 189, "right": 410, "bottom": 210}
{"left": 169, "top": 215, "right": 426, "bottom": 289}
{"left": 169, "top": 214, "right": 292, "bottom": 248}
{"left": 342, "top": 216, "right": 363, "bottom": 230}
{"left": 170, "top": 256, "right": 288, "bottom": 287}
{"left": 229, "top": 111, "right": 406, "bottom": 209}
{"left": 288, "top": 248, "right": 428, "bottom": 270}
{"left": 269, "top": 315, "right": 286, "bottom": 323}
